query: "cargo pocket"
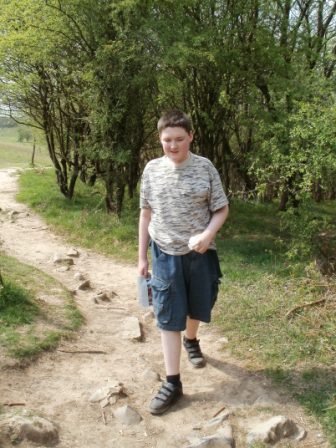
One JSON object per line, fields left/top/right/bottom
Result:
{"left": 150, "top": 276, "right": 171, "bottom": 325}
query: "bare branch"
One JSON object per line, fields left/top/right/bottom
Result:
{"left": 44, "top": 0, "right": 95, "bottom": 56}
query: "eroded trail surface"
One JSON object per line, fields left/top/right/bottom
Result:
{"left": 0, "top": 169, "right": 329, "bottom": 448}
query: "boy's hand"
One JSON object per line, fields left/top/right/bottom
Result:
{"left": 189, "top": 206, "right": 229, "bottom": 254}
{"left": 188, "top": 231, "right": 212, "bottom": 254}
{"left": 138, "top": 258, "right": 149, "bottom": 277}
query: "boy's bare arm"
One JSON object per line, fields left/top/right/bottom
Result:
{"left": 192, "top": 205, "right": 229, "bottom": 254}
{"left": 138, "top": 207, "right": 152, "bottom": 276}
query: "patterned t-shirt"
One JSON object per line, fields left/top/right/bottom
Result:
{"left": 140, "top": 152, "right": 229, "bottom": 255}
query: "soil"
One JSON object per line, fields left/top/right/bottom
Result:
{"left": 0, "top": 168, "right": 330, "bottom": 448}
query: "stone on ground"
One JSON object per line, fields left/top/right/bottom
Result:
{"left": 247, "top": 415, "right": 306, "bottom": 446}
{"left": 52, "top": 254, "right": 74, "bottom": 266}
{"left": 187, "top": 426, "right": 234, "bottom": 447}
{"left": 92, "top": 292, "right": 110, "bottom": 303}
{"left": 56, "top": 265, "right": 70, "bottom": 272}
{"left": 74, "top": 272, "right": 85, "bottom": 281}
{"left": 77, "top": 279, "right": 91, "bottom": 290}
{"left": 122, "top": 316, "right": 142, "bottom": 341}
{"left": 112, "top": 405, "right": 142, "bottom": 425}
{"left": 67, "top": 248, "right": 80, "bottom": 257}
{"left": 0, "top": 413, "right": 59, "bottom": 446}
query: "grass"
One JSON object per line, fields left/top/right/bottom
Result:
{"left": 17, "top": 169, "right": 139, "bottom": 262}
{"left": 215, "top": 200, "right": 336, "bottom": 446}
{"left": 16, "top": 169, "right": 336, "bottom": 446}
{"left": 0, "top": 126, "right": 51, "bottom": 168}
{"left": 0, "top": 251, "right": 83, "bottom": 360}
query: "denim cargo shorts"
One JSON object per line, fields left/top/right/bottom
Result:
{"left": 150, "top": 240, "right": 222, "bottom": 331}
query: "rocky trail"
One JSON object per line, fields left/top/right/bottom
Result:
{"left": 0, "top": 168, "right": 329, "bottom": 447}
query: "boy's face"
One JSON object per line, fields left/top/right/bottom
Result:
{"left": 159, "top": 126, "right": 193, "bottom": 165}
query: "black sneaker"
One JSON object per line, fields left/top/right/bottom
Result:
{"left": 149, "top": 381, "right": 183, "bottom": 415}
{"left": 183, "top": 336, "right": 206, "bottom": 368}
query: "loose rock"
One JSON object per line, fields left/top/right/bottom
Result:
{"left": 113, "top": 405, "right": 142, "bottom": 426}
{"left": 74, "top": 272, "right": 85, "bottom": 281}
{"left": 247, "top": 415, "right": 306, "bottom": 446}
{"left": 186, "top": 425, "right": 234, "bottom": 447}
{"left": 77, "top": 279, "right": 91, "bottom": 290}
{"left": 8, "top": 210, "right": 19, "bottom": 219}
{"left": 0, "top": 413, "right": 59, "bottom": 446}
{"left": 92, "top": 292, "right": 110, "bottom": 304}
{"left": 122, "top": 316, "right": 142, "bottom": 341}
{"left": 67, "top": 248, "right": 80, "bottom": 257}
{"left": 52, "top": 254, "right": 74, "bottom": 266}
{"left": 56, "top": 266, "right": 70, "bottom": 272}
{"left": 67, "top": 248, "right": 79, "bottom": 257}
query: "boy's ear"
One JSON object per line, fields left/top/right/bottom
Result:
{"left": 189, "top": 132, "right": 194, "bottom": 142}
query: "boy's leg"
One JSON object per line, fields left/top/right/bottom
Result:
{"left": 149, "top": 330, "right": 183, "bottom": 415}
{"left": 183, "top": 317, "right": 205, "bottom": 368}
{"left": 185, "top": 317, "right": 200, "bottom": 339}
{"left": 161, "top": 330, "right": 181, "bottom": 374}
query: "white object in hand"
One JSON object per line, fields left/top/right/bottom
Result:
{"left": 137, "top": 275, "right": 152, "bottom": 307}
{"left": 188, "top": 235, "right": 199, "bottom": 250}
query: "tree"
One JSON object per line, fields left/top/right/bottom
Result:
{"left": 0, "top": 0, "right": 91, "bottom": 198}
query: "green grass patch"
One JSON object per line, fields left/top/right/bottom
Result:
{"left": 0, "top": 251, "right": 83, "bottom": 361}
{"left": 0, "top": 281, "right": 38, "bottom": 325}
{"left": 17, "top": 169, "right": 139, "bottom": 262}
{"left": 0, "top": 126, "right": 51, "bottom": 168}
{"left": 214, "top": 200, "right": 336, "bottom": 446}
{"left": 16, "top": 169, "right": 336, "bottom": 445}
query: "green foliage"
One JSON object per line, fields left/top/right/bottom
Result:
{"left": 252, "top": 79, "right": 336, "bottom": 203}
{"left": 281, "top": 201, "right": 335, "bottom": 260}
{"left": 17, "top": 127, "right": 33, "bottom": 143}
{"left": 1, "top": 0, "right": 336, "bottom": 223}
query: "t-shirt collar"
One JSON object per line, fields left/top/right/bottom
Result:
{"left": 163, "top": 152, "right": 193, "bottom": 169}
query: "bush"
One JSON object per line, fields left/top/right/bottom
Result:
{"left": 281, "top": 201, "right": 336, "bottom": 275}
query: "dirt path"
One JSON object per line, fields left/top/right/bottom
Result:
{"left": 0, "top": 168, "right": 329, "bottom": 448}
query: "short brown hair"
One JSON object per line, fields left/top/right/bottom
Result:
{"left": 157, "top": 110, "right": 193, "bottom": 134}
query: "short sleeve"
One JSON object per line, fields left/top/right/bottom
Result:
{"left": 209, "top": 164, "right": 229, "bottom": 212}
{"left": 139, "top": 166, "right": 151, "bottom": 209}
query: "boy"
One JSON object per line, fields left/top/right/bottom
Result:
{"left": 138, "top": 110, "right": 229, "bottom": 415}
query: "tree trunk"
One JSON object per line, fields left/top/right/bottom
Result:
{"left": 314, "top": 180, "right": 323, "bottom": 202}
{"left": 31, "top": 138, "right": 36, "bottom": 167}
{"left": 278, "top": 177, "right": 300, "bottom": 211}
{"left": 116, "top": 181, "right": 125, "bottom": 217}
{"left": 104, "top": 162, "right": 115, "bottom": 213}
{"left": 279, "top": 189, "right": 288, "bottom": 211}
